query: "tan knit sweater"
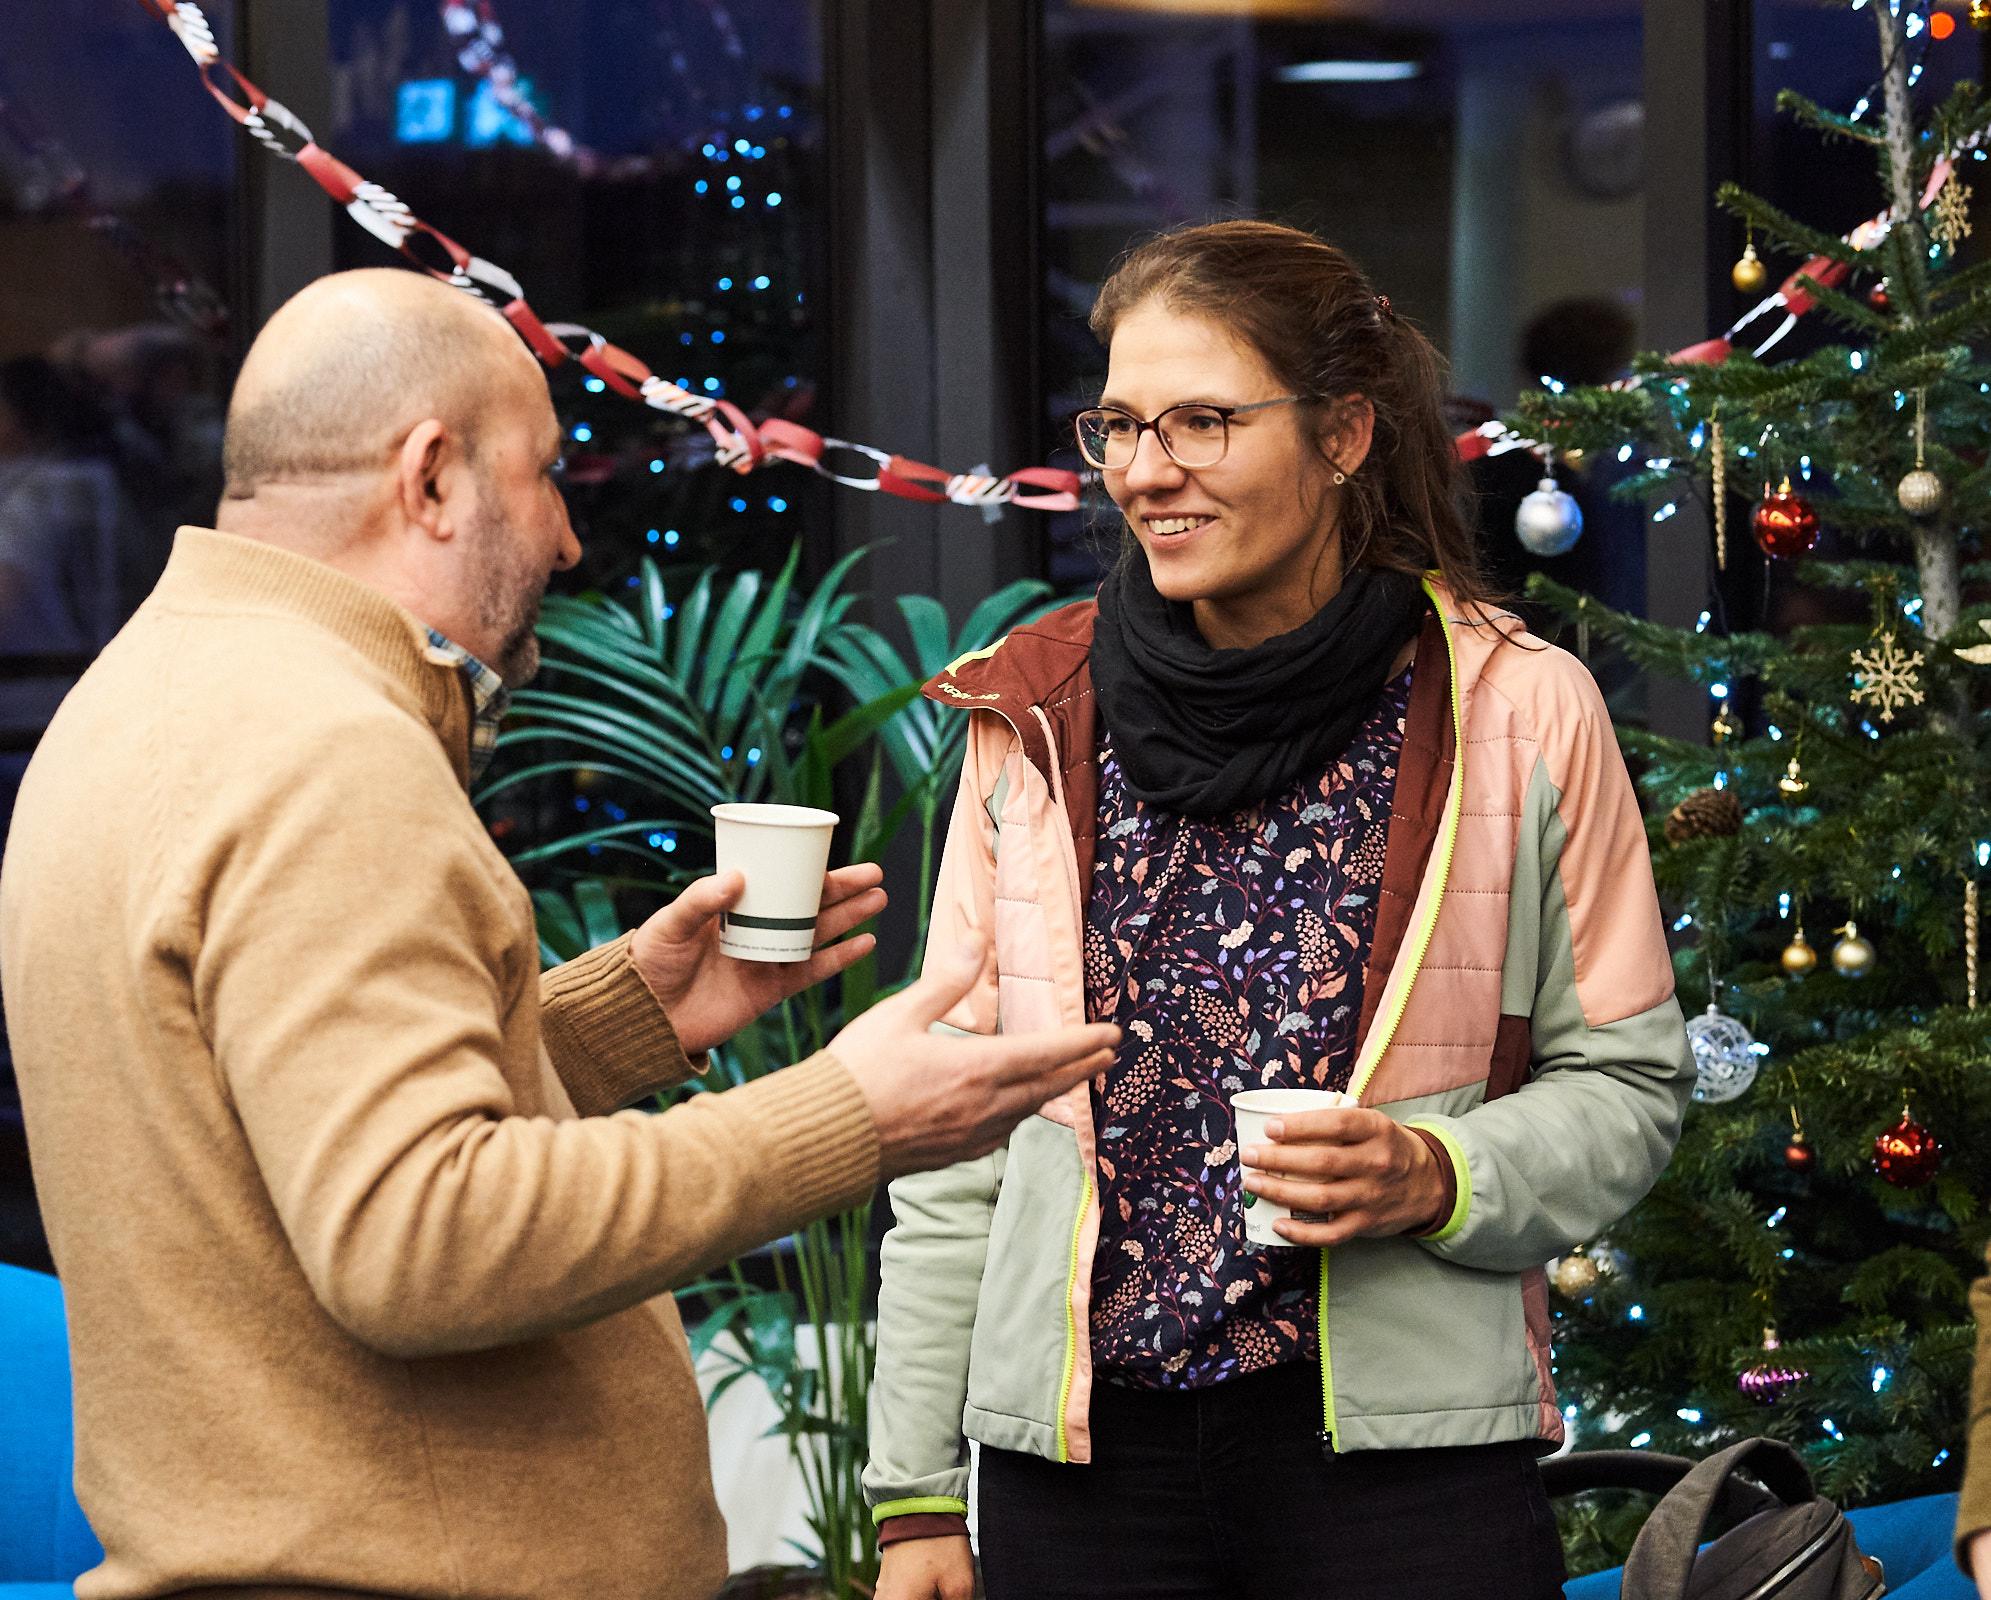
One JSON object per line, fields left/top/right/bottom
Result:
{"left": 1, "top": 527, "right": 880, "bottom": 1600}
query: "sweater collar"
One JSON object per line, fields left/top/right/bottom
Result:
{"left": 155, "top": 527, "right": 474, "bottom": 784}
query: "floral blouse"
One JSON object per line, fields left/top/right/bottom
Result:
{"left": 1084, "top": 667, "right": 1412, "bottom": 1389}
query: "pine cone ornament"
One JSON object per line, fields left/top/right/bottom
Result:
{"left": 1664, "top": 787, "right": 1743, "bottom": 844}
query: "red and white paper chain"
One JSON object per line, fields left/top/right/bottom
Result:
{"left": 1457, "top": 150, "right": 1979, "bottom": 464}
{"left": 133, "top": 0, "right": 1081, "bottom": 514}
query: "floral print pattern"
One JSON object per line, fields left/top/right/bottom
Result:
{"left": 1085, "top": 668, "right": 1412, "bottom": 1389}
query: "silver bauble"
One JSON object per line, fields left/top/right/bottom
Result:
{"left": 1897, "top": 467, "right": 1945, "bottom": 517}
{"left": 1516, "top": 475, "right": 1584, "bottom": 557}
{"left": 1686, "top": 1002, "right": 1760, "bottom": 1105}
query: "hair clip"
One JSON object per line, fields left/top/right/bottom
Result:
{"left": 1374, "top": 293, "right": 1396, "bottom": 322}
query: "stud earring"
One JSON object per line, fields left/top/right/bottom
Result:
{"left": 1331, "top": 470, "right": 1347, "bottom": 486}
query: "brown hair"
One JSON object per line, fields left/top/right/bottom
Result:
{"left": 1089, "top": 219, "right": 1500, "bottom": 609}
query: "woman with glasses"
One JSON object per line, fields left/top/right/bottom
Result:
{"left": 865, "top": 220, "right": 1692, "bottom": 1600}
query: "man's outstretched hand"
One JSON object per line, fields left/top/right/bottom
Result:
{"left": 628, "top": 865, "right": 888, "bottom": 1056}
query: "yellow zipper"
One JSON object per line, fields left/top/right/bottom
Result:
{"left": 1055, "top": 1169, "right": 1093, "bottom": 1462}
{"left": 1319, "top": 581, "right": 1466, "bottom": 1448}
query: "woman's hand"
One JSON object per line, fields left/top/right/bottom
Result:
{"left": 1239, "top": 1105, "right": 1448, "bottom": 1247}
{"left": 627, "top": 865, "right": 887, "bottom": 1057}
{"left": 875, "top": 1535, "right": 976, "bottom": 1600}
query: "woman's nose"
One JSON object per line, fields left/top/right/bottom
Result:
{"left": 1119, "top": 427, "right": 1185, "bottom": 494}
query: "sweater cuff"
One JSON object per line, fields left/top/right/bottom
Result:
{"left": 1405, "top": 1126, "right": 1460, "bottom": 1239}
{"left": 720, "top": 1049, "right": 879, "bottom": 1220}
{"left": 540, "top": 932, "right": 706, "bottom": 1117}
{"left": 876, "top": 1513, "right": 971, "bottom": 1547}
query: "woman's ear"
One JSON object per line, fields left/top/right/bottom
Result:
{"left": 1322, "top": 394, "right": 1376, "bottom": 478}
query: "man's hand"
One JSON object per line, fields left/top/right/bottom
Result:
{"left": 1239, "top": 1106, "right": 1447, "bottom": 1247}
{"left": 1969, "top": 1526, "right": 1991, "bottom": 1599}
{"left": 874, "top": 1536, "right": 975, "bottom": 1600}
{"left": 832, "top": 936, "right": 1120, "bottom": 1180}
{"left": 628, "top": 866, "right": 888, "bottom": 1056}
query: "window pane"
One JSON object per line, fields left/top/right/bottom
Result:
{"left": 1042, "top": 0, "right": 1645, "bottom": 608}
{"left": 328, "top": 0, "right": 833, "bottom": 586}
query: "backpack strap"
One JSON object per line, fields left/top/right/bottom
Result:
{"left": 1620, "top": 1438, "right": 1816, "bottom": 1596}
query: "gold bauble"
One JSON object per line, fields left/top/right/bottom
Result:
{"left": 1781, "top": 931, "right": 1818, "bottom": 976}
{"left": 1552, "top": 1253, "right": 1601, "bottom": 1297}
{"left": 1832, "top": 921, "right": 1876, "bottom": 978}
{"left": 1897, "top": 467, "right": 1945, "bottom": 518}
{"left": 1732, "top": 244, "right": 1768, "bottom": 295}
{"left": 1973, "top": 0, "right": 1991, "bottom": 32}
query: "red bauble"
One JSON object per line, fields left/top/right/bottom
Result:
{"left": 1868, "top": 280, "right": 1891, "bottom": 312}
{"left": 1753, "top": 480, "right": 1821, "bottom": 559}
{"left": 1872, "top": 1111, "right": 1941, "bottom": 1189}
{"left": 1783, "top": 1133, "right": 1815, "bottom": 1173}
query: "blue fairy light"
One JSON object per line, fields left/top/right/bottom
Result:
{"left": 1630, "top": 1431, "right": 1652, "bottom": 1448}
{"left": 732, "top": 196, "right": 746, "bottom": 209}
{"left": 766, "top": 192, "right": 783, "bottom": 207}
{"left": 571, "top": 424, "right": 592, "bottom": 443}
{"left": 753, "top": 274, "right": 771, "bottom": 289}
{"left": 768, "top": 496, "right": 788, "bottom": 512}
{"left": 1677, "top": 1408, "right": 1702, "bottom": 1424}
{"left": 730, "top": 497, "right": 747, "bottom": 512}
{"left": 584, "top": 377, "right": 606, "bottom": 393}
{"left": 649, "top": 458, "right": 665, "bottom": 474}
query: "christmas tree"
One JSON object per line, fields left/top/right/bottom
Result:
{"left": 1506, "top": 3, "right": 1991, "bottom": 1571}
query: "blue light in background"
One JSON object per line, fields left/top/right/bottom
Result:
{"left": 466, "top": 78, "right": 535, "bottom": 148}
{"left": 753, "top": 275, "right": 771, "bottom": 289}
{"left": 766, "top": 192, "right": 783, "bottom": 207}
{"left": 396, "top": 80, "right": 458, "bottom": 144}
{"left": 732, "top": 196, "right": 746, "bottom": 209}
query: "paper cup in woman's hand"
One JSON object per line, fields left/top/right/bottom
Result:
{"left": 710, "top": 803, "right": 840, "bottom": 962}
{"left": 1232, "top": 1087, "right": 1352, "bottom": 1248}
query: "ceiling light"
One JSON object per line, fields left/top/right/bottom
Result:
{"left": 1277, "top": 60, "right": 1422, "bottom": 82}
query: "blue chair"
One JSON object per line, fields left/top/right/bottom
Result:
{"left": 1564, "top": 1489, "right": 1969, "bottom": 1598}
{"left": 0, "top": 1263, "right": 102, "bottom": 1599}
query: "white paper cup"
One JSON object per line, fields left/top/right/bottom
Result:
{"left": 710, "top": 803, "right": 839, "bottom": 963}
{"left": 1232, "top": 1088, "right": 1353, "bottom": 1248}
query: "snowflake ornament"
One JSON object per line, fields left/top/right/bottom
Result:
{"left": 1849, "top": 630, "right": 1926, "bottom": 722}
{"left": 1935, "top": 175, "right": 1975, "bottom": 252}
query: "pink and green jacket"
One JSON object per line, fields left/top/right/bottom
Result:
{"left": 863, "top": 580, "right": 1694, "bottom": 1533}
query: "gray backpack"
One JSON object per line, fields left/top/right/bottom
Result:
{"left": 1541, "top": 1439, "right": 1886, "bottom": 1599}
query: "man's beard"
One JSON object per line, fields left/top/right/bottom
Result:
{"left": 466, "top": 495, "right": 547, "bottom": 688}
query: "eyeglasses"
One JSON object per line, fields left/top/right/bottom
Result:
{"left": 1073, "top": 396, "right": 1305, "bottom": 471}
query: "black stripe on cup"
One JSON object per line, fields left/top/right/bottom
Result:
{"left": 722, "top": 912, "right": 819, "bottom": 931}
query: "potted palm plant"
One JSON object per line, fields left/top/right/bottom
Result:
{"left": 480, "top": 544, "right": 1051, "bottom": 1597}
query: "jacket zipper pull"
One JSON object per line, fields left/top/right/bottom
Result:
{"left": 1317, "top": 1429, "right": 1336, "bottom": 1460}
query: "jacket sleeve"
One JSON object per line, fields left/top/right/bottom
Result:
{"left": 195, "top": 713, "right": 879, "bottom": 1358}
{"left": 1957, "top": 1249, "right": 1991, "bottom": 1572}
{"left": 1410, "top": 652, "right": 1694, "bottom": 1274}
{"left": 540, "top": 932, "right": 707, "bottom": 1117}
{"left": 863, "top": 714, "right": 1007, "bottom": 1527}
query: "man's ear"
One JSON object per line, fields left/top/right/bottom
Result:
{"left": 1322, "top": 394, "right": 1376, "bottom": 478}
{"left": 395, "top": 418, "right": 454, "bottom": 539}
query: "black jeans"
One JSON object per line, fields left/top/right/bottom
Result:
{"left": 976, "top": 1362, "right": 1567, "bottom": 1600}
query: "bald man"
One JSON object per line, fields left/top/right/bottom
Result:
{"left": 0, "top": 269, "right": 1116, "bottom": 1600}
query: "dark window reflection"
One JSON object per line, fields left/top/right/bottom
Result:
{"left": 1040, "top": 0, "right": 1644, "bottom": 620}
{"left": 327, "top": 0, "right": 832, "bottom": 591}
{"left": 0, "top": 1, "right": 238, "bottom": 1270}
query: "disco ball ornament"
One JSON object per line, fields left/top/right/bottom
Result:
{"left": 1551, "top": 1253, "right": 1600, "bottom": 1297}
{"left": 1687, "top": 1002, "right": 1760, "bottom": 1105}
{"left": 1752, "top": 478, "right": 1820, "bottom": 559}
{"left": 1897, "top": 467, "right": 1945, "bottom": 518}
{"left": 1516, "top": 475, "right": 1584, "bottom": 556}
{"left": 1732, "top": 242, "right": 1768, "bottom": 295}
{"left": 1872, "top": 1107, "right": 1941, "bottom": 1189}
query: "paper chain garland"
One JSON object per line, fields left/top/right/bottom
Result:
{"left": 1459, "top": 146, "right": 1978, "bottom": 465}
{"left": 125, "top": 0, "right": 1984, "bottom": 509}
{"left": 133, "top": 0, "right": 1081, "bottom": 513}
